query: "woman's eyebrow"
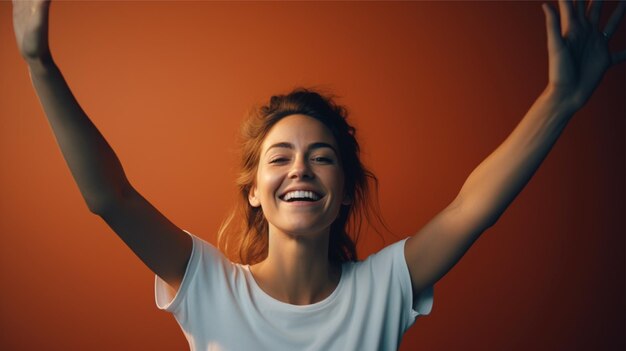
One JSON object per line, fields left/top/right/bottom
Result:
{"left": 264, "top": 142, "right": 337, "bottom": 155}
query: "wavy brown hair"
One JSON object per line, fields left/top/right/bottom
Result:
{"left": 217, "top": 87, "right": 386, "bottom": 265}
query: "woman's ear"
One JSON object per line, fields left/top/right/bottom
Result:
{"left": 248, "top": 186, "right": 261, "bottom": 207}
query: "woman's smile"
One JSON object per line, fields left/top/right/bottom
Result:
{"left": 279, "top": 188, "right": 326, "bottom": 209}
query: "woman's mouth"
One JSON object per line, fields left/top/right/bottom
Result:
{"left": 279, "top": 190, "right": 323, "bottom": 202}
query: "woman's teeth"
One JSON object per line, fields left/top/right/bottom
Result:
{"left": 282, "top": 190, "right": 320, "bottom": 202}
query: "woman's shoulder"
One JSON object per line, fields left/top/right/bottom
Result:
{"left": 185, "top": 230, "right": 231, "bottom": 261}
{"left": 354, "top": 238, "right": 408, "bottom": 264}
{"left": 179, "top": 229, "right": 243, "bottom": 284}
{"left": 344, "top": 237, "right": 409, "bottom": 277}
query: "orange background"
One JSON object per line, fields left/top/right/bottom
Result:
{"left": 1, "top": 1, "right": 624, "bottom": 350}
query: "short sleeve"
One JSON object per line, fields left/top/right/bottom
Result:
{"left": 396, "top": 238, "right": 434, "bottom": 327}
{"left": 154, "top": 229, "right": 200, "bottom": 313}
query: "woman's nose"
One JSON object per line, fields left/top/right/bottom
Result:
{"left": 288, "top": 156, "right": 313, "bottom": 179}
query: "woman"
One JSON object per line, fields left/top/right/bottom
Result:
{"left": 11, "top": 0, "right": 624, "bottom": 350}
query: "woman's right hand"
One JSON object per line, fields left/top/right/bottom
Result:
{"left": 12, "top": 0, "right": 52, "bottom": 61}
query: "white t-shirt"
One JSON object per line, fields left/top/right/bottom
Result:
{"left": 155, "top": 230, "right": 434, "bottom": 351}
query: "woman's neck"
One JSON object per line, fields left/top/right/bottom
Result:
{"left": 249, "top": 228, "right": 341, "bottom": 305}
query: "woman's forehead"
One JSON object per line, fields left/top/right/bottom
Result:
{"left": 261, "top": 114, "right": 338, "bottom": 152}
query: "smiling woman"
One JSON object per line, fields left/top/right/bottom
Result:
{"left": 4, "top": 0, "right": 625, "bottom": 350}
{"left": 218, "top": 91, "right": 378, "bottom": 268}
{"left": 153, "top": 91, "right": 432, "bottom": 349}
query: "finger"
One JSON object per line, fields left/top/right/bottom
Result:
{"left": 603, "top": 1, "right": 625, "bottom": 38}
{"left": 543, "top": 3, "right": 565, "bottom": 51}
{"left": 611, "top": 50, "right": 626, "bottom": 65}
{"left": 558, "top": 0, "right": 576, "bottom": 34}
{"left": 588, "top": 0, "right": 602, "bottom": 26}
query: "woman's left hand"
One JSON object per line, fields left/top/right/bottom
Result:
{"left": 542, "top": 0, "right": 625, "bottom": 110}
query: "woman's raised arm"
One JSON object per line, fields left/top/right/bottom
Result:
{"left": 404, "top": 0, "right": 624, "bottom": 297}
{"left": 13, "top": 0, "right": 191, "bottom": 291}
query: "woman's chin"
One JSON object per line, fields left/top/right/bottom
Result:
{"left": 270, "top": 222, "right": 332, "bottom": 239}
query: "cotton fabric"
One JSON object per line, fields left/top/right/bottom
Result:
{"left": 155, "top": 230, "right": 434, "bottom": 351}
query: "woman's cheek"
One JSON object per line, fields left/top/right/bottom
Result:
{"left": 259, "top": 169, "right": 282, "bottom": 199}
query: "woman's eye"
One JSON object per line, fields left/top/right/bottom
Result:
{"left": 313, "top": 157, "right": 334, "bottom": 164}
{"left": 269, "top": 157, "right": 288, "bottom": 164}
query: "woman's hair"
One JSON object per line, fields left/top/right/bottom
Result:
{"left": 217, "top": 87, "right": 386, "bottom": 265}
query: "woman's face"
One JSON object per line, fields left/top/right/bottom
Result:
{"left": 249, "top": 114, "right": 349, "bottom": 238}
